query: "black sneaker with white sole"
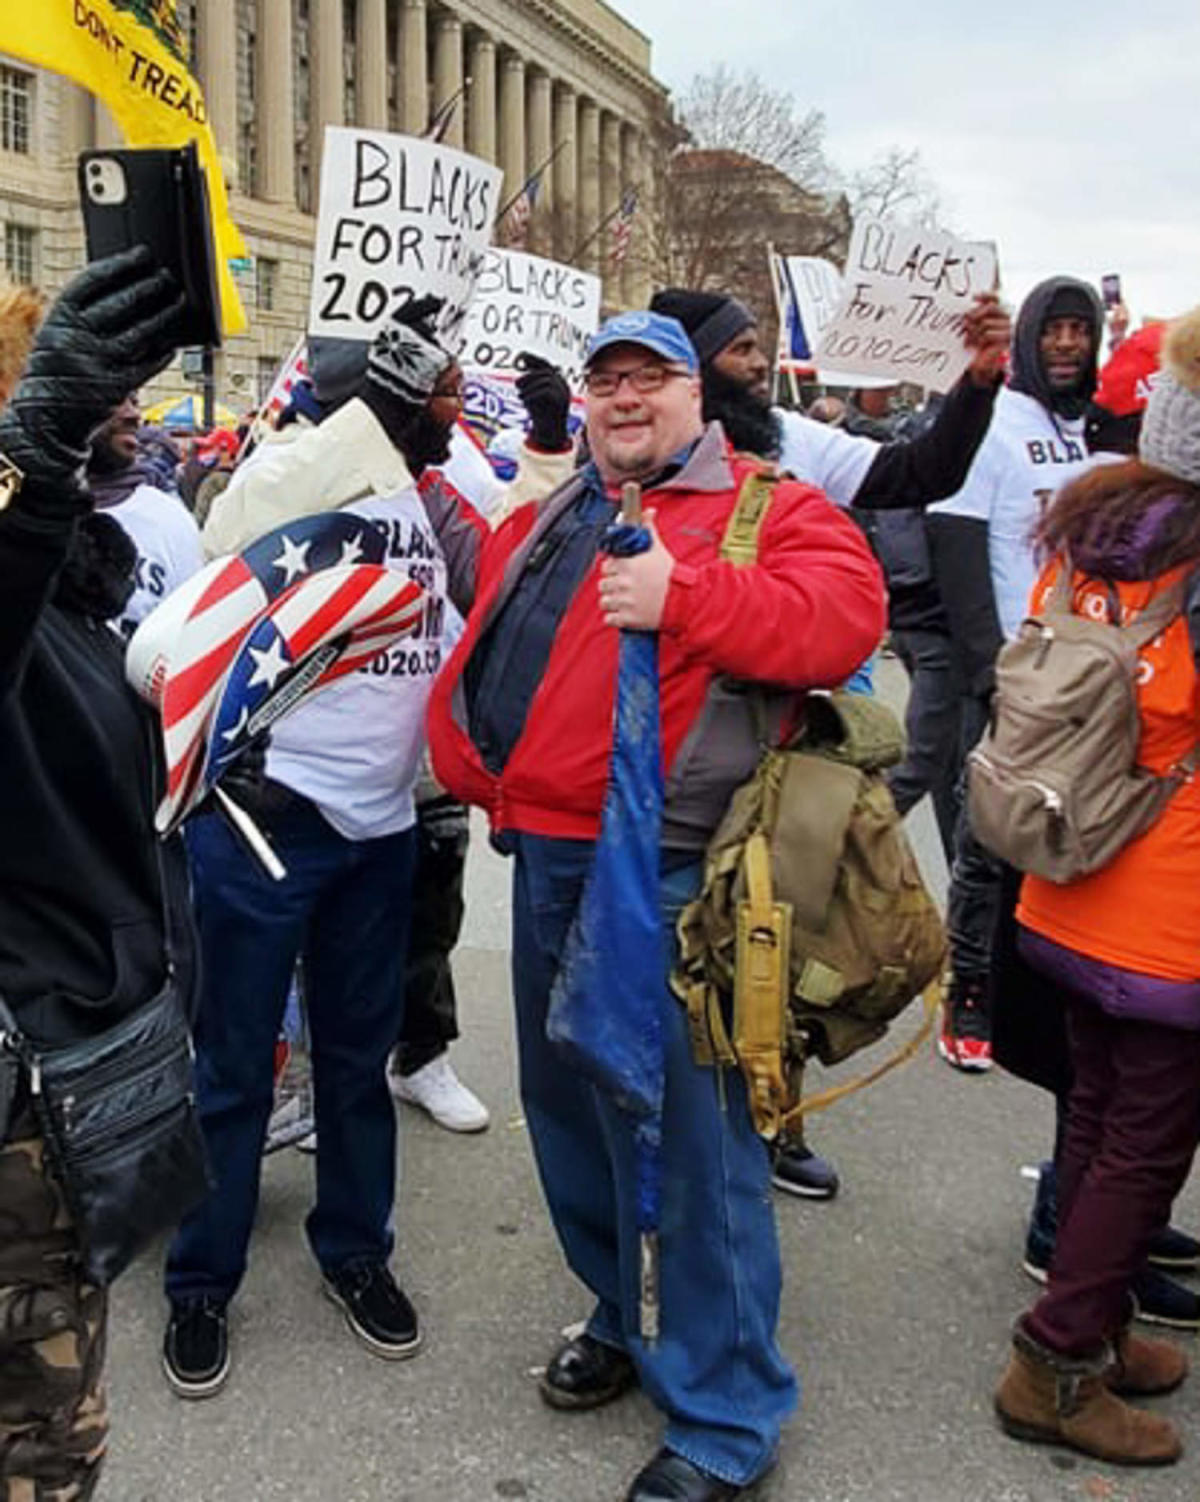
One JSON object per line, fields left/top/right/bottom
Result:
{"left": 323, "top": 1261, "right": 421, "bottom": 1359}
{"left": 771, "top": 1143, "right": 840, "bottom": 1200}
{"left": 163, "top": 1296, "right": 230, "bottom": 1399}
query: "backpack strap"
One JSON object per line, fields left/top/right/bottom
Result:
{"left": 733, "top": 832, "right": 791, "bottom": 1139}
{"left": 719, "top": 467, "right": 778, "bottom": 567}
{"left": 1044, "top": 555, "right": 1187, "bottom": 652}
{"left": 778, "top": 978, "right": 942, "bottom": 1130}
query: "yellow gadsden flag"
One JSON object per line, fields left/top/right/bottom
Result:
{"left": 0, "top": 0, "right": 247, "bottom": 334}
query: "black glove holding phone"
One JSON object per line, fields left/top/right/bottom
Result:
{"left": 0, "top": 247, "right": 185, "bottom": 515}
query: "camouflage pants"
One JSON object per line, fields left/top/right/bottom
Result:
{"left": 0, "top": 1132, "right": 108, "bottom": 1501}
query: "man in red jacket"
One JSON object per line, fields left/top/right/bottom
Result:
{"left": 426, "top": 312, "right": 886, "bottom": 1501}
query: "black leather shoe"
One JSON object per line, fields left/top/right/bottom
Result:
{"left": 539, "top": 1331, "right": 637, "bottom": 1410}
{"left": 625, "top": 1449, "right": 750, "bottom": 1500}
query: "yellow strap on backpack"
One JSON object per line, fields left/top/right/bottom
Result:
{"left": 720, "top": 467, "right": 777, "bottom": 565}
{"left": 733, "top": 832, "right": 792, "bottom": 1140}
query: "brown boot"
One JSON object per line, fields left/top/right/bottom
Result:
{"left": 1107, "top": 1328, "right": 1189, "bottom": 1398}
{"left": 994, "top": 1323, "right": 1182, "bottom": 1466}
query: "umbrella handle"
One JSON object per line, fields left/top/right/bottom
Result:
{"left": 621, "top": 481, "right": 642, "bottom": 526}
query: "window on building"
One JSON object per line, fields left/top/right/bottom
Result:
{"left": 343, "top": 0, "right": 357, "bottom": 125}
{"left": 174, "top": 0, "right": 199, "bottom": 66}
{"left": 257, "top": 355, "right": 280, "bottom": 404}
{"left": 0, "top": 64, "right": 33, "bottom": 155}
{"left": 4, "top": 223, "right": 37, "bottom": 284}
{"left": 255, "top": 257, "right": 279, "bottom": 312}
{"left": 236, "top": 0, "right": 257, "bottom": 195}
{"left": 294, "top": 0, "right": 312, "bottom": 212}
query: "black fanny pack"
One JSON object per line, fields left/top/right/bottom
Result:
{"left": 0, "top": 980, "right": 212, "bottom": 1286}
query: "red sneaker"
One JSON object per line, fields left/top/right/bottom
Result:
{"left": 937, "top": 978, "right": 992, "bottom": 1073}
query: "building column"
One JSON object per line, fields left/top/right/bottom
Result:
{"left": 577, "top": 99, "right": 600, "bottom": 275}
{"left": 257, "top": 0, "right": 296, "bottom": 204}
{"left": 527, "top": 68, "right": 554, "bottom": 251}
{"left": 498, "top": 52, "right": 526, "bottom": 201}
{"left": 310, "top": 0, "right": 346, "bottom": 190}
{"left": 198, "top": 0, "right": 238, "bottom": 163}
{"left": 432, "top": 11, "right": 464, "bottom": 149}
{"left": 599, "top": 112, "right": 622, "bottom": 301}
{"left": 467, "top": 33, "right": 497, "bottom": 162}
{"left": 357, "top": 0, "right": 389, "bottom": 129}
{"left": 553, "top": 84, "right": 577, "bottom": 260}
{"left": 397, "top": 0, "right": 428, "bottom": 135}
{"left": 60, "top": 83, "right": 95, "bottom": 159}
{"left": 620, "top": 125, "right": 644, "bottom": 306}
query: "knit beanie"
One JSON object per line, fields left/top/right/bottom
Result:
{"left": 649, "top": 288, "right": 755, "bottom": 364}
{"left": 1139, "top": 308, "right": 1200, "bottom": 485}
{"left": 307, "top": 335, "right": 369, "bottom": 409}
{"left": 1044, "top": 284, "right": 1100, "bottom": 327}
{"left": 366, "top": 318, "right": 451, "bottom": 407}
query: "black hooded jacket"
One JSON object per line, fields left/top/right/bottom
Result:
{"left": 0, "top": 496, "right": 196, "bottom": 1045}
{"left": 1008, "top": 276, "right": 1104, "bottom": 420}
{"left": 925, "top": 277, "right": 1104, "bottom": 693}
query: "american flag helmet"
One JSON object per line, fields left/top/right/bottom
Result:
{"left": 127, "top": 511, "right": 425, "bottom": 833}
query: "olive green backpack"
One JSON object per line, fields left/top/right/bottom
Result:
{"left": 671, "top": 472, "right": 946, "bottom": 1138}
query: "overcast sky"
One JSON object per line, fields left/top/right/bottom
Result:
{"left": 626, "top": 0, "right": 1198, "bottom": 328}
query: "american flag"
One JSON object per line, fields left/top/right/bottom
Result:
{"left": 240, "top": 336, "right": 309, "bottom": 457}
{"left": 501, "top": 170, "right": 544, "bottom": 249}
{"left": 152, "top": 512, "right": 416, "bottom": 831}
{"left": 609, "top": 189, "right": 639, "bottom": 268}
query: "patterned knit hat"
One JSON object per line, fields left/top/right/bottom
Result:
{"left": 1140, "top": 308, "right": 1200, "bottom": 484}
{"left": 366, "top": 317, "right": 452, "bottom": 408}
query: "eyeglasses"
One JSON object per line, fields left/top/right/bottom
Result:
{"left": 430, "top": 380, "right": 465, "bottom": 407}
{"left": 583, "top": 362, "right": 690, "bottom": 397}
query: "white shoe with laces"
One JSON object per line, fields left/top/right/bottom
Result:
{"left": 389, "top": 1054, "right": 490, "bottom": 1133}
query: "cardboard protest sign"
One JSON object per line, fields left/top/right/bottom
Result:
{"left": 308, "top": 126, "right": 503, "bottom": 351}
{"left": 461, "top": 249, "right": 601, "bottom": 390}
{"left": 816, "top": 218, "right": 998, "bottom": 392}
{"left": 775, "top": 256, "right": 843, "bottom": 367}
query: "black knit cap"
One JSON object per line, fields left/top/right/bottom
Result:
{"left": 1044, "top": 284, "right": 1099, "bottom": 326}
{"left": 649, "top": 288, "right": 756, "bottom": 365}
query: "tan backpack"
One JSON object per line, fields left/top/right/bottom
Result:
{"left": 967, "top": 566, "right": 1200, "bottom": 884}
{"left": 670, "top": 472, "right": 946, "bottom": 1139}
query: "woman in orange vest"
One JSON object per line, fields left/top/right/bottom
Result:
{"left": 994, "top": 308, "right": 1200, "bottom": 1466}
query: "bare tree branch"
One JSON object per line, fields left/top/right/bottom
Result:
{"left": 848, "top": 147, "right": 942, "bottom": 225}
{"left": 676, "top": 66, "right": 831, "bottom": 191}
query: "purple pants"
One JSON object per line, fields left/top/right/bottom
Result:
{"left": 1025, "top": 993, "right": 1200, "bottom": 1356}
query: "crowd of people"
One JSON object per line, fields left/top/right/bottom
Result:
{"left": 2, "top": 232, "right": 1200, "bottom": 1502}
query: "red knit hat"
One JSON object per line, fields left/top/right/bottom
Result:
{"left": 1094, "top": 323, "right": 1165, "bottom": 417}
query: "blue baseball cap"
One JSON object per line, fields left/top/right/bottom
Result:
{"left": 584, "top": 311, "right": 699, "bottom": 374}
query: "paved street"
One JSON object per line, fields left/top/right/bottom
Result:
{"left": 103, "top": 661, "right": 1200, "bottom": 1501}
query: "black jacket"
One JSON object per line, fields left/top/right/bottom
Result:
{"left": 0, "top": 497, "right": 195, "bottom": 1046}
{"left": 844, "top": 400, "right": 951, "bottom": 636}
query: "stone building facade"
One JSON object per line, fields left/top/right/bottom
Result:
{"left": 0, "top": 0, "right": 665, "bottom": 411}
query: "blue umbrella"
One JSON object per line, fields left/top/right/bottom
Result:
{"left": 547, "top": 481, "right": 666, "bottom": 1342}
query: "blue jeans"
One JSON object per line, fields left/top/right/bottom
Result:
{"left": 165, "top": 800, "right": 416, "bottom": 1302}
{"left": 511, "top": 834, "right": 797, "bottom": 1486}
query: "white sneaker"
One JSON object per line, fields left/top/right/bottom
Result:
{"left": 389, "top": 1055, "right": 490, "bottom": 1133}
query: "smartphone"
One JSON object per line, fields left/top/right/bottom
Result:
{"left": 1101, "top": 273, "right": 1123, "bottom": 310}
{"left": 78, "top": 143, "right": 222, "bottom": 349}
